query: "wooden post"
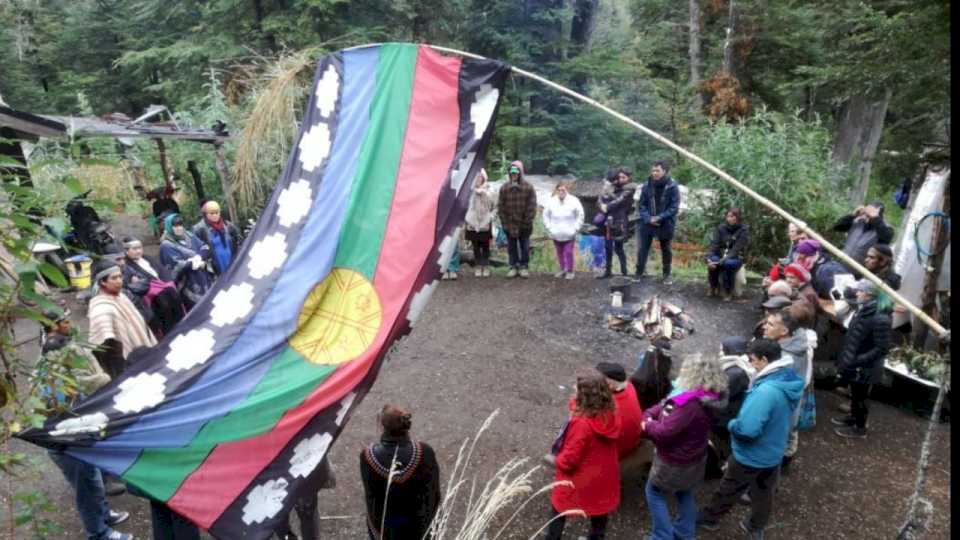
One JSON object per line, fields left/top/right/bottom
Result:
{"left": 213, "top": 142, "right": 238, "bottom": 224}
{"left": 186, "top": 160, "right": 207, "bottom": 204}
{"left": 155, "top": 138, "right": 173, "bottom": 187}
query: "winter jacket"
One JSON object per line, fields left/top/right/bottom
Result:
{"left": 728, "top": 360, "right": 804, "bottom": 468}
{"left": 643, "top": 389, "right": 725, "bottom": 466}
{"left": 630, "top": 348, "right": 674, "bottom": 411}
{"left": 718, "top": 355, "right": 755, "bottom": 428}
{"left": 598, "top": 183, "right": 634, "bottom": 239}
{"left": 193, "top": 218, "right": 241, "bottom": 275}
{"left": 159, "top": 233, "right": 214, "bottom": 307}
{"left": 543, "top": 194, "right": 584, "bottom": 242}
{"left": 465, "top": 182, "right": 496, "bottom": 232}
{"left": 497, "top": 160, "right": 537, "bottom": 237}
{"left": 778, "top": 332, "right": 811, "bottom": 389}
{"left": 360, "top": 437, "right": 441, "bottom": 540}
{"left": 874, "top": 267, "right": 903, "bottom": 313}
{"left": 637, "top": 176, "right": 681, "bottom": 238}
{"left": 838, "top": 300, "right": 891, "bottom": 385}
{"left": 612, "top": 383, "right": 644, "bottom": 458}
{"left": 707, "top": 222, "right": 750, "bottom": 261}
{"left": 551, "top": 409, "right": 621, "bottom": 516}
{"left": 833, "top": 213, "right": 894, "bottom": 266}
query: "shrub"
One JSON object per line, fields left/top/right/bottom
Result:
{"left": 674, "top": 110, "right": 853, "bottom": 269}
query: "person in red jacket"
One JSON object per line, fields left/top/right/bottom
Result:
{"left": 545, "top": 373, "right": 622, "bottom": 540}
{"left": 596, "top": 362, "right": 644, "bottom": 459}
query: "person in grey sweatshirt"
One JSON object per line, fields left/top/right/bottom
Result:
{"left": 761, "top": 310, "right": 809, "bottom": 476}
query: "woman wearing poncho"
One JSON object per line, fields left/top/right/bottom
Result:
{"left": 122, "top": 236, "right": 185, "bottom": 337}
{"left": 159, "top": 213, "right": 214, "bottom": 311}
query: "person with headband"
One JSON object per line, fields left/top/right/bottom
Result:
{"left": 359, "top": 404, "right": 441, "bottom": 540}
{"left": 87, "top": 259, "right": 157, "bottom": 380}
{"left": 192, "top": 200, "right": 241, "bottom": 277}
{"left": 160, "top": 213, "right": 214, "bottom": 311}
{"left": 122, "top": 236, "right": 185, "bottom": 337}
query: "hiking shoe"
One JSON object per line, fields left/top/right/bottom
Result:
{"left": 695, "top": 516, "right": 720, "bottom": 532}
{"left": 506, "top": 268, "right": 518, "bottom": 278}
{"left": 662, "top": 276, "right": 674, "bottom": 285}
{"left": 554, "top": 271, "right": 565, "bottom": 278}
{"left": 739, "top": 519, "right": 764, "bottom": 540}
{"left": 830, "top": 415, "right": 856, "bottom": 427}
{"left": 102, "top": 530, "right": 133, "bottom": 540}
{"left": 519, "top": 268, "right": 530, "bottom": 278}
{"left": 834, "top": 426, "right": 867, "bottom": 439}
{"left": 837, "top": 402, "right": 852, "bottom": 414}
{"left": 106, "top": 510, "right": 129, "bottom": 526}
{"left": 565, "top": 272, "right": 575, "bottom": 280}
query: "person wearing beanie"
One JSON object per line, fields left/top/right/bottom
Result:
{"left": 636, "top": 160, "right": 681, "bottom": 284}
{"left": 497, "top": 161, "right": 537, "bottom": 278}
{"left": 160, "top": 213, "right": 214, "bottom": 311}
{"left": 792, "top": 239, "right": 853, "bottom": 299}
{"left": 596, "top": 362, "right": 644, "bottom": 461}
{"left": 87, "top": 259, "right": 157, "bottom": 380}
{"left": 832, "top": 202, "right": 894, "bottom": 268}
{"left": 464, "top": 169, "right": 495, "bottom": 277}
{"left": 706, "top": 207, "right": 750, "bottom": 300}
{"left": 832, "top": 279, "right": 892, "bottom": 439}
{"left": 360, "top": 405, "right": 441, "bottom": 540}
{"left": 192, "top": 200, "right": 241, "bottom": 276}
{"left": 784, "top": 263, "right": 819, "bottom": 310}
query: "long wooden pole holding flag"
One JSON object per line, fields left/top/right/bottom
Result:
{"left": 424, "top": 43, "right": 950, "bottom": 341}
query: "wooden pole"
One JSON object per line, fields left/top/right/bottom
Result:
{"left": 155, "top": 138, "right": 172, "bottom": 187}
{"left": 421, "top": 43, "right": 950, "bottom": 340}
{"left": 213, "top": 142, "right": 239, "bottom": 224}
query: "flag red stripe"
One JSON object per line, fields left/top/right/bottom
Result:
{"left": 167, "top": 46, "right": 462, "bottom": 529}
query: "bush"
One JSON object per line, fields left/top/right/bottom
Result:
{"left": 674, "top": 110, "right": 853, "bottom": 269}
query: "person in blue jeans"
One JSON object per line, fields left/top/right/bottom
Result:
{"left": 641, "top": 354, "right": 728, "bottom": 540}
{"left": 706, "top": 207, "right": 750, "bottom": 300}
{"left": 47, "top": 451, "right": 132, "bottom": 540}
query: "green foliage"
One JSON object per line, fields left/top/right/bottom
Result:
{"left": 675, "top": 110, "right": 853, "bottom": 269}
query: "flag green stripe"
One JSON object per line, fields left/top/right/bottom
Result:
{"left": 121, "top": 348, "right": 334, "bottom": 501}
{"left": 332, "top": 43, "right": 418, "bottom": 279}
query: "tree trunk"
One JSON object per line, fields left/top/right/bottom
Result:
{"left": 569, "top": 0, "right": 598, "bottom": 91}
{"left": 722, "top": 0, "right": 740, "bottom": 78}
{"left": 186, "top": 160, "right": 206, "bottom": 204}
{"left": 155, "top": 138, "right": 173, "bottom": 187}
{"left": 831, "top": 89, "right": 892, "bottom": 203}
{"left": 213, "top": 143, "right": 239, "bottom": 224}
{"left": 688, "top": 0, "right": 703, "bottom": 110}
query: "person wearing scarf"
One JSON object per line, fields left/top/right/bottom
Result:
{"left": 706, "top": 207, "right": 750, "bottom": 301}
{"left": 192, "top": 200, "right": 241, "bottom": 276}
{"left": 88, "top": 260, "right": 157, "bottom": 379}
{"left": 159, "top": 213, "right": 214, "bottom": 311}
{"left": 122, "top": 236, "right": 185, "bottom": 337}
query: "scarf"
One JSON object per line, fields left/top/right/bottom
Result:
{"left": 206, "top": 216, "right": 225, "bottom": 233}
{"left": 162, "top": 213, "right": 192, "bottom": 248}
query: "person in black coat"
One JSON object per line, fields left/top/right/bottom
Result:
{"left": 832, "top": 279, "right": 891, "bottom": 439}
{"left": 360, "top": 405, "right": 441, "bottom": 540}
{"left": 596, "top": 167, "right": 635, "bottom": 278}
{"left": 122, "top": 236, "right": 186, "bottom": 338}
{"left": 706, "top": 208, "right": 750, "bottom": 300}
{"left": 630, "top": 337, "right": 674, "bottom": 411}
{"left": 832, "top": 201, "right": 894, "bottom": 269}
{"left": 636, "top": 160, "right": 681, "bottom": 283}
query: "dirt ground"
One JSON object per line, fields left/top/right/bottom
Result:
{"left": 2, "top": 243, "right": 951, "bottom": 539}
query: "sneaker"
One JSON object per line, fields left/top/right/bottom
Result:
{"left": 441, "top": 272, "right": 450, "bottom": 280}
{"left": 565, "top": 272, "right": 575, "bottom": 280}
{"left": 106, "top": 510, "right": 129, "bottom": 526}
{"left": 518, "top": 268, "right": 530, "bottom": 278}
{"left": 506, "top": 268, "right": 518, "bottom": 278}
{"left": 475, "top": 268, "right": 483, "bottom": 277}
{"left": 102, "top": 530, "right": 133, "bottom": 540}
{"left": 695, "top": 516, "right": 720, "bottom": 532}
{"left": 738, "top": 491, "right": 751, "bottom": 505}
{"left": 482, "top": 267, "right": 491, "bottom": 277}
{"left": 739, "top": 519, "right": 764, "bottom": 540}
{"left": 554, "top": 271, "right": 565, "bottom": 278}
{"left": 830, "top": 415, "right": 856, "bottom": 427}
{"left": 596, "top": 271, "right": 612, "bottom": 279}
{"left": 834, "top": 426, "right": 867, "bottom": 439}
{"left": 662, "top": 276, "right": 673, "bottom": 285}
{"left": 449, "top": 271, "right": 458, "bottom": 280}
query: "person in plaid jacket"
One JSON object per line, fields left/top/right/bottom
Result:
{"left": 497, "top": 160, "right": 538, "bottom": 277}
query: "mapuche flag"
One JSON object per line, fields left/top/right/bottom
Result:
{"left": 18, "top": 43, "right": 509, "bottom": 539}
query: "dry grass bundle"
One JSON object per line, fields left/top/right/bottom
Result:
{"left": 232, "top": 46, "right": 323, "bottom": 209}
{"left": 426, "top": 409, "right": 578, "bottom": 540}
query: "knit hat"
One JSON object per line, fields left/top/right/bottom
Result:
{"left": 202, "top": 200, "right": 221, "bottom": 213}
{"left": 784, "top": 263, "right": 811, "bottom": 283}
{"left": 761, "top": 296, "right": 793, "bottom": 309}
{"left": 595, "top": 362, "right": 627, "bottom": 382}
{"left": 721, "top": 336, "right": 748, "bottom": 356}
{"left": 871, "top": 244, "right": 894, "bottom": 259}
{"left": 794, "top": 239, "right": 821, "bottom": 256}
{"left": 854, "top": 279, "right": 878, "bottom": 297}
{"left": 767, "top": 280, "right": 793, "bottom": 298}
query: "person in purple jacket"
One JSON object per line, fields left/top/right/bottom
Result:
{"left": 641, "top": 354, "right": 728, "bottom": 540}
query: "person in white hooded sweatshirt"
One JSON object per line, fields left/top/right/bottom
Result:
{"left": 542, "top": 181, "right": 584, "bottom": 279}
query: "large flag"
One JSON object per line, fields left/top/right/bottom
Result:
{"left": 19, "top": 43, "right": 509, "bottom": 539}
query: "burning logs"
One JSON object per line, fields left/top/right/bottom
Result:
{"left": 606, "top": 294, "right": 694, "bottom": 341}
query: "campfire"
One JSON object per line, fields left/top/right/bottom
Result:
{"left": 606, "top": 293, "right": 695, "bottom": 341}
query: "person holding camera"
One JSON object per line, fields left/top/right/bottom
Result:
{"left": 832, "top": 279, "right": 892, "bottom": 439}
{"left": 706, "top": 208, "right": 750, "bottom": 301}
{"left": 832, "top": 202, "right": 894, "bottom": 269}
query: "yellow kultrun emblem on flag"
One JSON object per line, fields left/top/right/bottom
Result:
{"left": 290, "top": 268, "right": 383, "bottom": 365}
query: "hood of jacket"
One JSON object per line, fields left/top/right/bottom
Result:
{"left": 582, "top": 410, "right": 621, "bottom": 441}
{"left": 509, "top": 160, "right": 525, "bottom": 180}
{"left": 668, "top": 387, "right": 729, "bottom": 418}
{"left": 751, "top": 360, "right": 804, "bottom": 405}
{"left": 779, "top": 332, "right": 808, "bottom": 359}
{"left": 720, "top": 354, "right": 756, "bottom": 378}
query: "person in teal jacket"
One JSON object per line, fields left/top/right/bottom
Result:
{"left": 697, "top": 339, "right": 803, "bottom": 540}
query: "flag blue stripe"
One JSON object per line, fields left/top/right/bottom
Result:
{"left": 69, "top": 48, "right": 381, "bottom": 476}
